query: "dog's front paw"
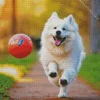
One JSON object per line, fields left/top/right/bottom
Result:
{"left": 49, "top": 72, "right": 57, "bottom": 78}
{"left": 58, "top": 93, "right": 67, "bottom": 98}
{"left": 60, "top": 79, "right": 68, "bottom": 86}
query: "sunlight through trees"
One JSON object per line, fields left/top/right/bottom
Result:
{"left": 0, "top": 0, "right": 89, "bottom": 53}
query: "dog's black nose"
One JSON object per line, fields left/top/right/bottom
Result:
{"left": 56, "top": 30, "right": 61, "bottom": 35}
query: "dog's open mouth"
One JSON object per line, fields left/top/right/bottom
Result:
{"left": 53, "top": 36, "right": 66, "bottom": 46}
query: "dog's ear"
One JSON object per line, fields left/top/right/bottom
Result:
{"left": 64, "top": 14, "right": 75, "bottom": 25}
{"left": 48, "top": 12, "right": 59, "bottom": 22}
{"left": 64, "top": 14, "right": 79, "bottom": 31}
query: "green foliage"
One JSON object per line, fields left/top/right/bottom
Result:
{"left": 0, "top": 74, "right": 15, "bottom": 100}
{"left": 79, "top": 54, "right": 100, "bottom": 90}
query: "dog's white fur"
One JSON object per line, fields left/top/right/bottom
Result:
{"left": 39, "top": 12, "right": 85, "bottom": 98}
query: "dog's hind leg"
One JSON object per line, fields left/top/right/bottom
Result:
{"left": 48, "top": 61, "right": 58, "bottom": 78}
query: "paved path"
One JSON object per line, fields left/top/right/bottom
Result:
{"left": 9, "top": 63, "right": 100, "bottom": 100}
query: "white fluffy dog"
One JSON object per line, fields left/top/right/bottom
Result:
{"left": 39, "top": 12, "right": 85, "bottom": 98}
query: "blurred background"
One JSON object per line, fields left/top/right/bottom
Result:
{"left": 0, "top": 0, "right": 90, "bottom": 53}
{"left": 0, "top": 0, "right": 100, "bottom": 99}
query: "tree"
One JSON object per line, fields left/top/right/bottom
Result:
{"left": 12, "top": 0, "right": 16, "bottom": 34}
{"left": 90, "top": 0, "right": 100, "bottom": 53}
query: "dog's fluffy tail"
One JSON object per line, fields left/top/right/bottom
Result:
{"left": 77, "top": 51, "right": 86, "bottom": 72}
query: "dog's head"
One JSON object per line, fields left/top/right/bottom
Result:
{"left": 42, "top": 12, "right": 79, "bottom": 47}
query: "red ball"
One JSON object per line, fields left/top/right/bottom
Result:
{"left": 8, "top": 34, "right": 33, "bottom": 58}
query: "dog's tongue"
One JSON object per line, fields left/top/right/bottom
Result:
{"left": 55, "top": 39, "right": 61, "bottom": 46}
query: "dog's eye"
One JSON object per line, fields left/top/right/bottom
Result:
{"left": 54, "top": 27, "right": 57, "bottom": 29}
{"left": 62, "top": 28, "right": 66, "bottom": 31}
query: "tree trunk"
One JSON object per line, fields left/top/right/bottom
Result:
{"left": 90, "top": 0, "right": 100, "bottom": 53}
{"left": 12, "top": 0, "right": 16, "bottom": 34}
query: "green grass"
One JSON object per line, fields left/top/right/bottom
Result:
{"left": 0, "top": 74, "right": 15, "bottom": 100}
{"left": 0, "top": 51, "right": 38, "bottom": 65}
{"left": 0, "top": 51, "right": 38, "bottom": 73}
{"left": 0, "top": 50, "right": 38, "bottom": 100}
{"left": 79, "top": 54, "right": 100, "bottom": 90}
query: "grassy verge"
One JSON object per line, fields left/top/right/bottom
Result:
{"left": 0, "top": 50, "right": 38, "bottom": 100}
{"left": 0, "top": 74, "right": 15, "bottom": 100}
{"left": 0, "top": 50, "right": 38, "bottom": 73}
{"left": 79, "top": 54, "right": 100, "bottom": 90}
